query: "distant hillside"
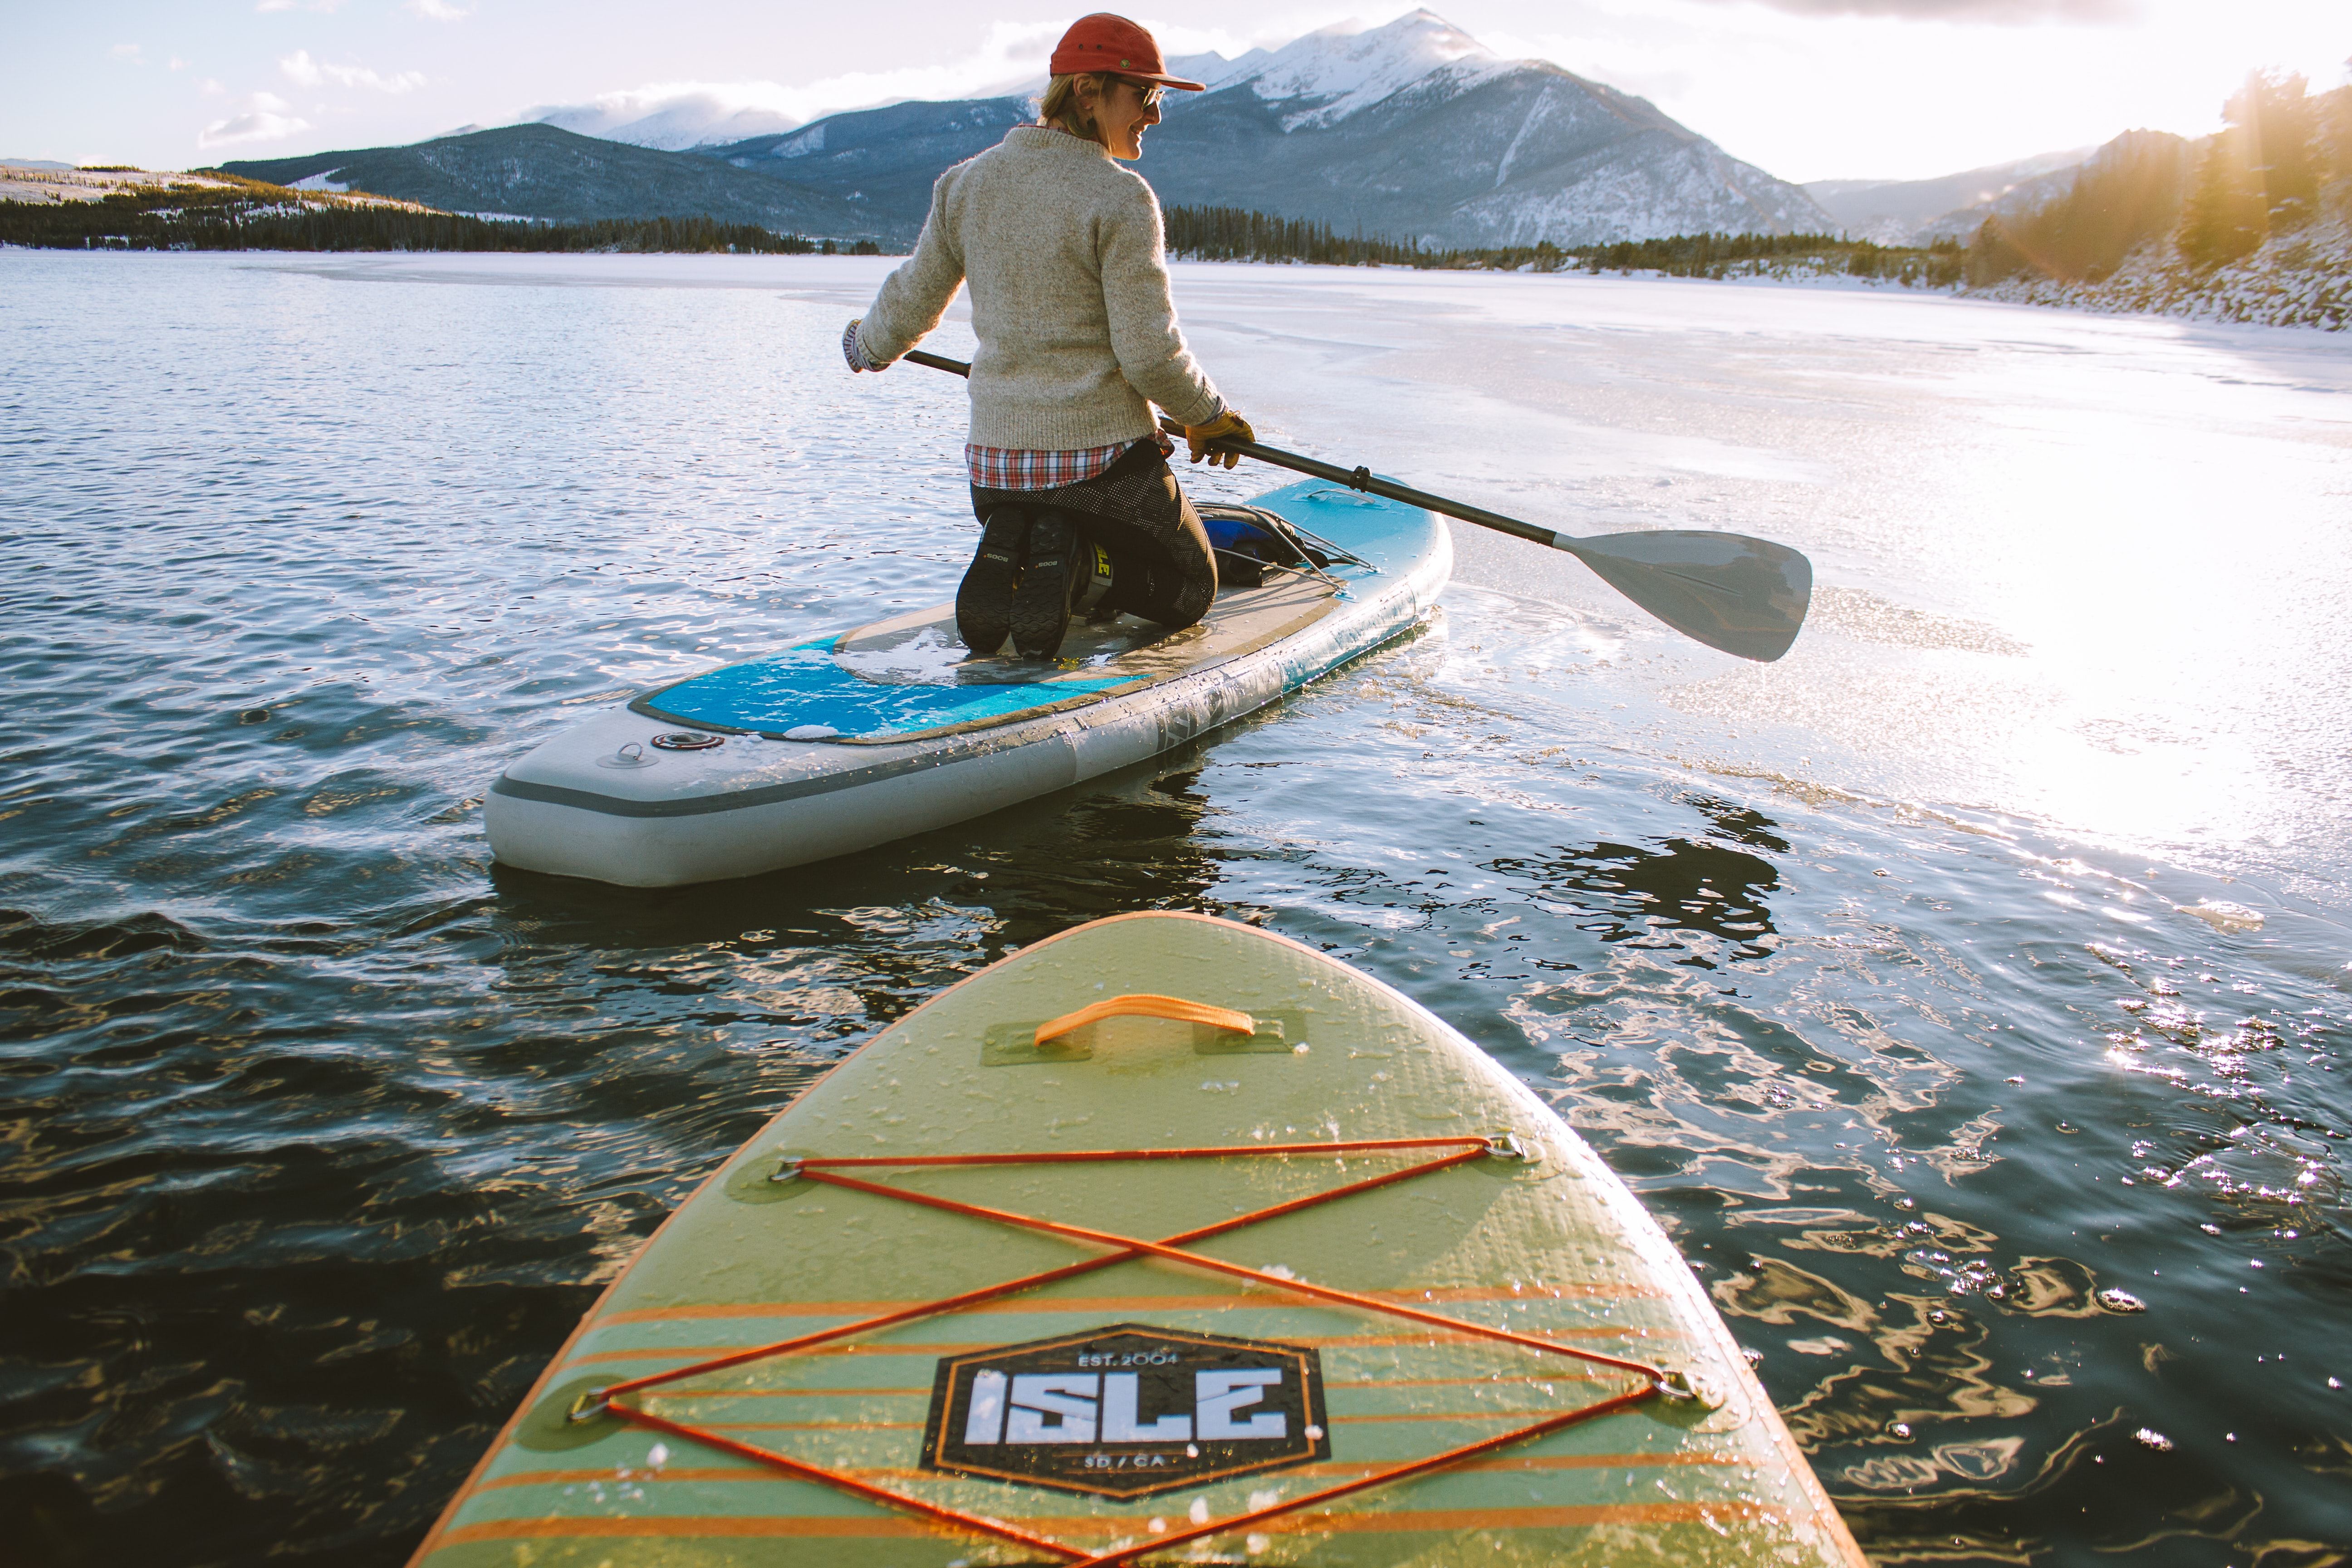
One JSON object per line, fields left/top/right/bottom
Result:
{"left": 0, "top": 167, "right": 859, "bottom": 255}
{"left": 703, "top": 98, "right": 1034, "bottom": 241}
{"left": 701, "top": 10, "right": 1831, "bottom": 247}
{"left": 220, "top": 123, "right": 880, "bottom": 239}
{"left": 1964, "top": 130, "right": 2194, "bottom": 284}
{"left": 1963, "top": 79, "right": 2350, "bottom": 330}
{"left": 1806, "top": 149, "right": 2092, "bottom": 245}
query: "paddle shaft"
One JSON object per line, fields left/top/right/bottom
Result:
{"left": 902, "top": 349, "right": 1560, "bottom": 550}
{"left": 893, "top": 345, "right": 1813, "bottom": 662}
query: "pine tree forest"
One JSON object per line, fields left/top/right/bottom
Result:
{"left": 1969, "top": 72, "right": 2352, "bottom": 285}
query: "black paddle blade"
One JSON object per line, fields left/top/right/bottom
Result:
{"left": 1557, "top": 530, "right": 1813, "bottom": 662}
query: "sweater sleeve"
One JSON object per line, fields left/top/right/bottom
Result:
{"left": 1098, "top": 179, "right": 1225, "bottom": 429}
{"left": 857, "top": 170, "right": 967, "bottom": 367}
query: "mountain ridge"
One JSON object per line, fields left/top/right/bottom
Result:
{"left": 209, "top": 10, "right": 1852, "bottom": 248}
{"left": 1806, "top": 148, "right": 2097, "bottom": 245}
{"left": 217, "top": 123, "right": 877, "bottom": 236}
{"left": 695, "top": 11, "right": 1833, "bottom": 246}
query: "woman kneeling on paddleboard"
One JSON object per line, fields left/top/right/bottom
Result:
{"left": 843, "top": 12, "right": 1254, "bottom": 660}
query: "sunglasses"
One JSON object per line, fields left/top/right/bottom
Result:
{"left": 1110, "top": 76, "right": 1165, "bottom": 108}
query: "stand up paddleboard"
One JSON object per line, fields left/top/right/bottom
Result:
{"left": 485, "top": 483, "right": 1447, "bottom": 887}
{"left": 411, "top": 912, "right": 1865, "bottom": 1568}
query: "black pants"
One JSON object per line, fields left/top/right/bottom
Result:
{"left": 969, "top": 437, "right": 1218, "bottom": 629}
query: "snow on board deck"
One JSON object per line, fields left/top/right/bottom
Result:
{"left": 410, "top": 912, "right": 1867, "bottom": 1568}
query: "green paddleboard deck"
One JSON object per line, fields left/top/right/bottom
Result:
{"left": 412, "top": 913, "right": 1863, "bottom": 1568}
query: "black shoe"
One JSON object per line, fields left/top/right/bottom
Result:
{"left": 956, "top": 510, "right": 1028, "bottom": 656}
{"left": 1010, "top": 512, "right": 1080, "bottom": 659}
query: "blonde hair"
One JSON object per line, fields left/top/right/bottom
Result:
{"left": 1039, "top": 72, "right": 1110, "bottom": 144}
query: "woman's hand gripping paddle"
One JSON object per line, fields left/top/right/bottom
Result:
{"left": 899, "top": 348, "right": 1813, "bottom": 662}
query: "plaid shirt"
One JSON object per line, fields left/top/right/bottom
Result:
{"left": 965, "top": 441, "right": 1131, "bottom": 490}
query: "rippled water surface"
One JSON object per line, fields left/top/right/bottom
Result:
{"left": 3, "top": 250, "right": 2348, "bottom": 1567}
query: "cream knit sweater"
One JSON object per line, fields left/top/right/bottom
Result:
{"left": 853, "top": 127, "right": 1225, "bottom": 451}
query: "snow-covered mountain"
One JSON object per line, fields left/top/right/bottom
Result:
{"left": 527, "top": 88, "right": 804, "bottom": 151}
{"left": 1199, "top": 10, "right": 1501, "bottom": 130}
{"left": 234, "top": 10, "right": 1824, "bottom": 245}
{"left": 704, "top": 9, "right": 1832, "bottom": 247}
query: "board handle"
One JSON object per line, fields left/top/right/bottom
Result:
{"left": 1034, "top": 994, "right": 1257, "bottom": 1046}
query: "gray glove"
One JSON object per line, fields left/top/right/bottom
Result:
{"left": 842, "top": 318, "right": 884, "bottom": 373}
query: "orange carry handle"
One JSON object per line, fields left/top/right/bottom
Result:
{"left": 1034, "top": 993, "right": 1255, "bottom": 1046}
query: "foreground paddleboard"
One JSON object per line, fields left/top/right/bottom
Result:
{"left": 485, "top": 482, "right": 1448, "bottom": 887}
{"left": 412, "top": 912, "right": 1864, "bottom": 1568}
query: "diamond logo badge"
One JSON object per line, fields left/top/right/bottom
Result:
{"left": 920, "top": 1323, "right": 1330, "bottom": 1497}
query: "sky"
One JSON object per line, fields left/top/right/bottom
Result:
{"left": 6, "top": 0, "right": 2347, "bottom": 185}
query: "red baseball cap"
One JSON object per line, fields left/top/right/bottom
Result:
{"left": 1049, "top": 13, "right": 1206, "bottom": 90}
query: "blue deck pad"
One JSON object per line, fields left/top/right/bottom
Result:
{"left": 643, "top": 484, "right": 1428, "bottom": 742}
{"left": 651, "top": 644, "right": 1132, "bottom": 740}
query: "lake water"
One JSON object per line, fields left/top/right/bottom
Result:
{"left": 2, "top": 248, "right": 2347, "bottom": 1566}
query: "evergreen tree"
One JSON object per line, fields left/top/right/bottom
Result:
{"left": 2178, "top": 70, "right": 2320, "bottom": 268}
{"left": 2176, "top": 128, "right": 2267, "bottom": 270}
{"left": 2320, "top": 78, "right": 2352, "bottom": 218}
{"left": 2230, "top": 69, "right": 2318, "bottom": 228}
{"left": 1964, "top": 216, "right": 2028, "bottom": 285}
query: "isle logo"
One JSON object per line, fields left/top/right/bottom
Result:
{"left": 920, "top": 1324, "right": 1329, "bottom": 1497}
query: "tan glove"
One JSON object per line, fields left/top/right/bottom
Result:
{"left": 1184, "top": 411, "right": 1256, "bottom": 469}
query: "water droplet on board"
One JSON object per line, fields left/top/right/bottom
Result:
{"left": 2097, "top": 1289, "right": 2146, "bottom": 1313}
{"left": 1189, "top": 1498, "right": 1210, "bottom": 1526}
{"left": 2134, "top": 1428, "right": 2173, "bottom": 1451}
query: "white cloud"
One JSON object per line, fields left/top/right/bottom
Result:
{"left": 199, "top": 91, "right": 312, "bottom": 148}
{"left": 279, "top": 49, "right": 426, "bottom": 93}
{"left": 521, "top": 20, "right": 1075, "bottom": 147}
{"left": 169, "top": 56, "right": 190, "bottom": 70}
{"left": 255, "top": 0, "right": 344, "bottom": 12}
{"left": 404, "top": 0, "right": 472, "bottom": 18}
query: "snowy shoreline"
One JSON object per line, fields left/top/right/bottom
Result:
{"left": 1470, "top": 216, "right": 2351, "bottom": 333}
{"left": 7, "top": 233, "right": 2345, "bottom": 332}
